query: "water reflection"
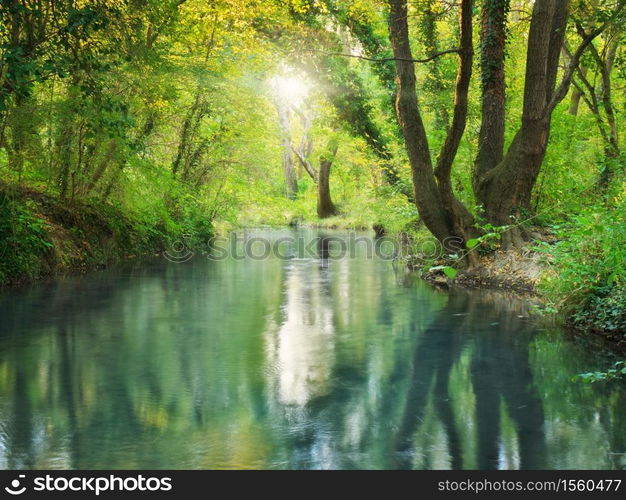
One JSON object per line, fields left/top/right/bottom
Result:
{"left": 0, "top": 229, "right": 624, "bottom": 469}
{"left": 264, "top": 245, "right": 336, "bottom": 406}
{"left": 393, "top": 291, "right": 547, "bottom": 469}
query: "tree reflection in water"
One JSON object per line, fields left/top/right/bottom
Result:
{"left": 0, "top": 229, "right": 624, "bottom": 469}
{"left": 394, "top": 290, "right": 546, "bottom": 469}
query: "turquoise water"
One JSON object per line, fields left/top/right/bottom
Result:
{"left": 0, "top": 229, "right": 624, "bottom": 469}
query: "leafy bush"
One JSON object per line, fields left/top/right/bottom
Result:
{"left": 539, "top": 183, "right": 626, "bottom": 336}
{"left": 0, "top": 190, "right": 53, "bottom": 283}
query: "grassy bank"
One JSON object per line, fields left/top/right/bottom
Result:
{"left": 392, "top": 203, "right": 626, "bottom": 352}
{"left": 538, "top": 192, "right": 626, "bottom": 351}
{"left": 0, "top": 182, "right": 213, "bottom": 286}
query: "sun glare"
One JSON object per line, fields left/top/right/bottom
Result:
{"left": 272, "top": 74, "right": 310, "bottom": 106}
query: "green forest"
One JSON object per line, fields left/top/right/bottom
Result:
{"left": 2, "top": 0, "right": 626, "bottom": 473}
{"left": 0, "top": 0, "right": 625, "bottom": 348}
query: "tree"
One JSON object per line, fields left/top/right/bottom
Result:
{"left": 316, "top": 139, "right": 339, "bottom": 218}
{"left": 274, "top": 95, "right": 299, "bottom": 199}
{"left": 474, "top": 0, "right": 570, "bottom": 236}
{"left": 387, "top": 0, "right": 615, "bottom": 251}
{"left": 291, "top": 107, "right": 339, "bottom": 218}
{"left": 388, "top": 0, "right": 476, "bottom": 255}
{"left": 564, "top": 19, "right": 622, "bottom": 190}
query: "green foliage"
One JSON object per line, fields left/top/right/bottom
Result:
{"left": 465, "top": 238, "right": 479, "bottom": 249}
{"left": 429, "top": 265, "right": 458, "bottom": 279}
{"left": 539, "top": 185, "right": 626, "bottom": 335}
{"left": 574, "top": 361, "right": 626, "bottom": 384}
{"left": 0, "top": 189, "right": 52, "bottom": 283}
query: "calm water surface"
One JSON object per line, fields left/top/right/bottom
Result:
{"left": 0, "top": 229, "right": 624, "bottom": 469}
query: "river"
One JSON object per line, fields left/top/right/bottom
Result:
{"left": 0, "top": 228, "right": 624, "bottom": 469}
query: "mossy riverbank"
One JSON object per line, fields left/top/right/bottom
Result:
{"left": 0, "top": 182, "right": 212, "bottom": 286}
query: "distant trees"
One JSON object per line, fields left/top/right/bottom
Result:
{"left": 291, "top": 120, "right": 339, "bottom": 218}
{"left": 1, "top": 0, "right": 623, "bottom": 238}
{"left": 564, "top": 17, "right": 623, "bottom": 190}
{"left": 274, "top": 95, "right": 299, "bottom": 200}
{"left": 273, "top": 85, "right": 339, "bottom": 218}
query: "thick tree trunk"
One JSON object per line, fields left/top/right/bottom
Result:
{"left": 418, "top": 0, "right": 450, "bottom": 129}
{"left": 317, "top": 146, "right": 338, "bottom": 219}
{"left": 388, "top": 0, "right": 477, "bottom": 256}
{"left": 389, "top": 0, "right": 450, "bottom": 243}
{"left": 474, "top": 0, "right": 569, "bottom": 235}
{"left": 473, "top": 0, "right": 509, "bottom": 201}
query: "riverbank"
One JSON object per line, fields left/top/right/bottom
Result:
{"left": 419, "top": 243, "right": 626, "bottom": 354}
{"left": 2, "top": 204, "right": 623, "bottom": 355}
{"left": 0, "top": 182, "right": 212, "bottom": 286}
{"left": 421, "top": 247, "right": 543, "bottom": 295}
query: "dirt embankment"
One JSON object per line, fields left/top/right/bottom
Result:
{"left": 0, "top": 183, "right": 166, "bottom": 286}
{"left": 415, "top": 245, "right": 544, "bottom": 295}
{"left": 452, "top": 249, "right": 544, "bottom": 294}
{"left": 419, "top": 246, "right": 626, "bottom": 354}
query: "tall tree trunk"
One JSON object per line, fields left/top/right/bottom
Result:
{"left": 474, "top": 0, "right": 570, "bottom": 238}
{"left": 388, "top": 0, "right": 476, "bottom": 255}
{"left": 473, "top": 0, "right": 510, "bottom": 201}
{"left": 317, "top": 144, "right": 338, "bottom": 218}
{"left": 418, "top": 0, "right": 450, "bottom": 129}
{"left": 275, "top": 99, "right": 298, "bottom": 199}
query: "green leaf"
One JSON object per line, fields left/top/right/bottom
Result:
{"left": 443, "top": 266, "right": 457, "bottom": 279}
{"left": 466, "top": 238, "right": 479, "bottom": 249}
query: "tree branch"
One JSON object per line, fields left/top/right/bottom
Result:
{"left": 291, "top": 145, "right": 318, "bottom": 182}
{"left": 434, "top": 0, "right": 473, "bottom": 185}
{"left": 322, "top": 48, "right": 460, "bottom": 64}
{"left": 547, "top": 3, "right": 625, "bottom": 114}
